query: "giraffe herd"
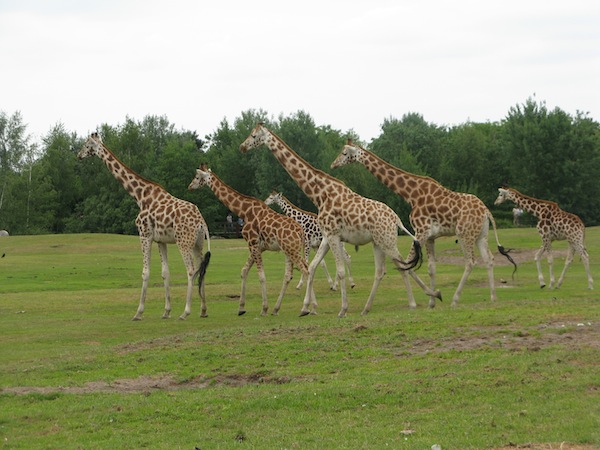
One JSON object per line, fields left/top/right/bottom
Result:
{"left": 78, "top": 126, "right": 593, "bottom": 320}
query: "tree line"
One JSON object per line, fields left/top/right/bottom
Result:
{"left": 1, "top": 97, "right": 599, "bottom": 236}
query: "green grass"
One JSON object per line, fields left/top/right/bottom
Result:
{"left": 0, "top": 229, "right": 599, "bottom": 449}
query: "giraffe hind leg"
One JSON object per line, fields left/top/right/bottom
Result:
{"left": 556, "top": 245, "right": 574, "bottom": 289}
{"left": 133, "top": 237, "right": 152, "bottom": 321}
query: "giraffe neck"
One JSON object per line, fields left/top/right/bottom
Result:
{"left": 358, "top": 147, "right": 443, "bottom": 207}
{"left": 98, "top": 143, "right": 160, "bottom": 208}
{"left": 274, "top": 196, "right": 295, "bottom": 216}
{"left": 277, "top": 195, "right": 315, "bottom": 220}
{"left": 207, "top": 172, "right": 258, "bottom": 219}
{"left": 264, "top": 132, "right": 346, "bottom": 208}
{"left": 507, "top": 189, "right": 554, "bottom": 218}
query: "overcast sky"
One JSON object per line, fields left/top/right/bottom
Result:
{"left": 1, "top": 0, "right": 599, "bottom": 145}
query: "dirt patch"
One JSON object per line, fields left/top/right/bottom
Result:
{"left": 403, "top": 320, "right": 599, "bottom": 355}
{"left": 1, "top": 372, "right": 291, "bottom": 396}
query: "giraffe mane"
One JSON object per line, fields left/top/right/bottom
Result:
{"left": 505, "top": 187, "right": 560, "bottom": 208}
{"left": 267, "top": 128, "right": 346, "bottom": 187}
{"left": 352, "top": 142, "right": 447, "bottom": 188}
{"left": 99, "top": 140, "right": 166, "bottom": 191}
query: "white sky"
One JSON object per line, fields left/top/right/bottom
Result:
{"left": 1, "top": 0, "right": 599, "bottom": 145}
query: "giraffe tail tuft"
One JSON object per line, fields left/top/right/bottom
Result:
{"left": 398, "top": 240, "right": 422, "bottom": 271}
{"left": 195, "top": 251, "right": 211, "bottom": 295}
{"left": 498, "top": 245, "right": 517, "bottom": 279}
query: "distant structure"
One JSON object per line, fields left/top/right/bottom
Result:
{"left": 0, "top": 230, "right": 9, "bottom": 237}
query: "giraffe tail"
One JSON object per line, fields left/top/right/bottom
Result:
{"left": 487, "top": 210, "right": 517, "bottom": 279}
{"left": 397, "top": 240, "right": 423, "bottom": 271}
{"left": 195, "top": 251, "right": 211, "bottom": 294}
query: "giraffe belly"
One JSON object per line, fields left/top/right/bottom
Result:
{"left": 341, "top": 229, "right": 372, "bottom": 246}
{"left": 152, "top": 229, "right": 177, "bottom": 244}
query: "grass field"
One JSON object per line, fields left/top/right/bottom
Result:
{"left": 0, "top": 228, "right": 599, "bottom": 449}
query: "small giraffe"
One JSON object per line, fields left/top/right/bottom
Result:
{"left": 240, "top": 123, "right": 441, "bottom": 318}
{"left": 331, "top": 140, "right": 516, "bottom": 307}
{"left": 264, "top": 190, "right": 355, "bottom": 291}
{"left": 188, "top": 164, "right": 316, "bottom": 316}
{"left": 495, "top": 186, "right": 593, "bottom": 289}
{"left": 78, "top": 133, "right": 211, "bottom": 320}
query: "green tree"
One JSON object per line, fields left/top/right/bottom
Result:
{"left": 501, "top": 98, "right": 600, "bottom": 224}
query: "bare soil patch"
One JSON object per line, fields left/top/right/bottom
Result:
{"left": 1, "top": 372, "right": 291, "bottom": 396}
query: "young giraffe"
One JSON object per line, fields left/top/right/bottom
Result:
{"left": 188, "top": 164, "right": 316, "bottom": 316}
{"left": 495, "top": 186, "right": 593, "bottom": 290}
{"left": 264, "top": 190, "right": 355, "bottom": 291}
{"left": 77, "top": 133, "right": 211, "bottom": 320}
{"left": 240, "top": 123, "right": 441, "bottom": 318}
{"left": 331, "top": 140, "right": 516, "bottom": 307}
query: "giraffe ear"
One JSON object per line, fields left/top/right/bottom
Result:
{"left": 347, "top": 138, "right": 353, "bottom": 145}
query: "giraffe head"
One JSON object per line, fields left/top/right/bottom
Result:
{"left": 330, "top": 139, "right": 363, "bottom": 169}
{"left": 188, "top": 163, "right": 213, "bottom": 191}
{"left": 239, "top": 122, "right": 269, "bottom": 153}
{"left": 494, "top": 187, "right": 514, "bottom": 205}
{"left": 77, "top": 132, "right": 103, "bottom": 160}
{"left": 264, "top": 190, "right": 282, "bottom": 207}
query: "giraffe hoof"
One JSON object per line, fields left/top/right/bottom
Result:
{"left": 200, "top": 314, "right": 208, "bottom": 318}
{"left": 540, "top": 284, "right": 546, "bottom": 289}
{"left": 299, "top": 310, "right": 310, "bottom": 317}
{"left": 131, "top": 316, "right": 142, "bottom": 321}
{"left": 178, "top": 316, "right": 186, "bottom": 321}
{"left": 238, "top": 310, "right": 246, "bottom": 316}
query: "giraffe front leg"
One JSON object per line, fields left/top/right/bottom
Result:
{"left": 301, "top": 239, "right": 329, "bottom": 316}
{"left": 133, "top": 238, "right": 152, "bottom": 321}
{"left": 238, "top": 254, "right": 254, "bottom": 316}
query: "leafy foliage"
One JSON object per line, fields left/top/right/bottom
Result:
{"left": 1, "top": 97, "right": 600, "bottom": 235}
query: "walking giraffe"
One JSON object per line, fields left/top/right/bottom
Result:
{"left": 495, "top": 186, "right": 593, "bottom": 290}
{"left": 264, "top": 190, "right": 355, "bottom": 291}
{"left": 331, "top": 140, "right": 516, "bottom": 307}
{"left": 78, "top": 133, "right": 211, "bottom": 320}
{"left": 240, "top": 123, "right": 441, "bottom": 318}
{"left": 188, "top": 164, "right": 316, "bottom": 316}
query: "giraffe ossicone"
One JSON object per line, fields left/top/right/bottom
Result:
{"left": 495, "top": 186, "right": 593, "bottom": 290}
{"left": 240, "top": 123, "right": 440, "bottom": 318}
{"left": 188, "top": 163, "right": 316, "bottom": 316}
{"left": 78, "top": 132, "right": 211, "bottom": 320}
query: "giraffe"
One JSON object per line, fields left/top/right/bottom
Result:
{"left": 77, "top": 133, "right": 211, "bottom": 320}
{"left": 188, "top": 164, "right": 316, "bottom": 316}
{"left": 240, "top": 123, "right": 441, "bottom": 318}
{"left": 331, "top": 140, "right": 516, "bottom": 307}
{"left": 264, "top": 190, "right": 355, "bottom": 291}
{"left": 495, "top": 186, "right": 593, "bottom": 290}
